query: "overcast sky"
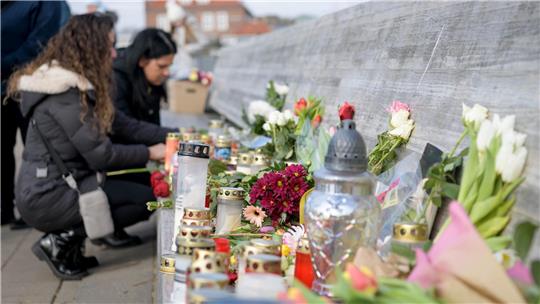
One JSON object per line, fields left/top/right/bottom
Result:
{"left": 67, "top": 0, "right": 361, "bottom": 31}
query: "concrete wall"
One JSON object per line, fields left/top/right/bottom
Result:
{"left": 208, "top": 2, "right": 540, "bottom": 235}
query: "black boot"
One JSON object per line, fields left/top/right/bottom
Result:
{"left": 71, "top": 237, "right": 99, "bottom": 269}
{"left": 32, "top": 231, "right": 89, "bottom": 280}
{"left": 90, "top": 229, "right": 142, "bottom": 249}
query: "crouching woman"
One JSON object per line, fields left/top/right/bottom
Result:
{"left": 7, "top": 14, "right": 165, "bottom": 280}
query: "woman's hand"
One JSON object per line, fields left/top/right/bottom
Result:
{"left": 148, "top": 143, "right": 166, "bottom": 161}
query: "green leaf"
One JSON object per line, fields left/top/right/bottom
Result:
{"left": 513, "top": 221, "right": 539, "bottom": 261}
{"left": 390, "top": 242, "right": 416, "bottom": 263}
{"left": 470, "top": 195, "right": 500, "bottom": 224}
{"left": 485, "top": 235, "right": 512, "bottom": 252}
{"left": 532, "top": 260, "right": 540, "bottom": 286}
{"left": 441, "top": 182, "right": 460, "bottom": 199}
{"left": 477, "top": 148, "right": 497, "bottom": 201}
{"left": 458, "top": 131, "right": 479, "bottom": 203}
{"left": 477, "top": 216, "right": 510, "bottom": 238}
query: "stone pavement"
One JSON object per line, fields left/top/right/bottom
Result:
{"left": 1, "top": 111, "right": 219, "bottom": 303}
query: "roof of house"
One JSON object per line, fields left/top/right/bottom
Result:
{"left": 230, "top": 19, "right": 271, "bottom": 35}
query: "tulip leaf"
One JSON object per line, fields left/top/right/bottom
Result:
{"left": 485, "top": 235, "right": 512, "bottom": 252}
{"left": 513, "top": 221, "right": 538, "bottom": 261}
{"left": 470, "top": 195, "right": 500, "bottom": 224}
{"left": 458, "top": 131, "right": 479, "bottom": 203}
{"left": 477, "top": 148, "right": 497, "bottom": 201}
{"left": 477, "top": 216, "right": 510, "bottom": 238}
{"left": 532, "top": 260, "right": 540, "bottom": 286}
{"left": 495, "top": 196, "right": 516, "bottom": 217}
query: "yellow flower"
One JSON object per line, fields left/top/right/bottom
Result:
{"left": 281, "top": 244, "right": 291, "bottom": 257}
{"left": 230, "top": 255, "right": 237, "bottom": 267}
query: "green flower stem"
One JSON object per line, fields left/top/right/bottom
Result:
{"left": 107, "top": 167, "right": 151, "bottom": 176}
{"left": 448, "top": 130, "right": 467, "bottom": 158}
{"left": 371, "top": 138, "right": 402, "bottom": 174}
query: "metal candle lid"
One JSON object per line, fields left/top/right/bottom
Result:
{"left": 183, "top": 132, "right": 201, "bottom": 142}
{"left": 238, "top": 152, "right": 252, "bottom": 165}
{"left": 392, "top": 223, "right": 428, "bottom": 243}
{"left": 218, "top": 187, "right": 245, "bottom": 201}
{"left": 251, "top": 153, "right": 269, "bottom": 166}
{"left": 179, "top": 225, "right": 213, "bottom": 239}
{"left": 209, "top": 120, "right": 224, "bottom": 129}
{"left": 246, "top": 254, "right": 282, "bottom": 275}
{"left": 160, "top": 254, "right": 176, "bottom": 273}
{"left": 324, "top": 120, "right": 367, "bottom": 172}
{"left": 178, "top": 142, "right": 209, "bottom": 159}
{"left": 188, "top": 272, "right": 229, "bottom": 290}
{"left": 189, "top": 288, "right": 232, "bottom": 304}
{"left": 167, "top": 132, "right": 181, "bottom": 139}
{"left": 184, "top": 207, "right": 212, "bottom": 220}
{"left": 182, "top": 218, "right": 212, "bottom": 227}
{"left": 190, "top": 249, "right": 227, "bottom": 274}
{"left": 250, "top": 238, "right": 281, "bottom": 256}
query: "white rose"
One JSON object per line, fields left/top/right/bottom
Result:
{"left": 496, "top": 144, "right": 527, "bottom": 182}
{"left": 388, "top": 119, "right": 415, "bottom": 140}
{"left": 276, "top": 113, "right": 287, "bottom": 126}
{"left": 273, "top": 83, "right": 289, "bottom": 96}
{"left": 477, "top": 119, "right": 496, "bottom": 152}
{"left": 268, "top": 111, "right": 280, "bottom": 125}
{"left": 462, "top": 103, "right": 488, "bottom": 129}
{"left": 247, "top": 100, "right": 270, "bottom": 123}
{"left": 390, "top": 109, "right": 410, "bottom": 128}
{"left": 262, "top": 122, "right": 271, "bottom": 132}
{"left": 283, "top": 109, "right": 294, "bottom": 121}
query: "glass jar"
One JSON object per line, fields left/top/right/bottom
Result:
{"left": 245, "top": 254, "right": 281, "bottom": 275}
{"left": 208, "top": 119, "right": 224, "bottom": 142}
{"left": 165, "top": 132, "right": 181, "bottom": 173}
{"left": 215, "top": 187, "right": 244, "bottom": 235}
{"left": 214, "top": 135, "right": 232, "bottom": 161}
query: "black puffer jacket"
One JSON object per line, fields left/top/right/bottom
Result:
{"left": 112, "top": 50, "right": 165, "bottom": 126}
{"left": 15, "top": 63, "right": 167, "bottom": 232}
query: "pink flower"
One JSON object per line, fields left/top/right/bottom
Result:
{"left": 387, "top": 100, "right": 410, "bottom": 114}
{"left": 243, "top": 205, "right": 266, "bottom": 227}
{"left": 507, "top": 261, "right": 534, "bottom": 285}
{"left": 344, "top": 263, "right": 377, "bottom": 294}
{"left": 284, "top": 164, "right": 307, "bottom": 179}
{"left": 376, "top": 178, "right": 400, "bottom": 203}
{"left": 260, "top": 226, "right": 275, "bottom": 233}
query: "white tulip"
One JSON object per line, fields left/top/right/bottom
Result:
{"left": 390, "top": 109, "right": 410, "bottom": 128}
{"left": 462, "top": 103, "right": 488, "bottom": 129}
{"left": 276, "top": 113, "right": 287, "bottom": 126}
{"left": 262, "top": 122, "right": 271, "bottom": 132}
{"left": 477, "top": 119, "right": 496, "bottom": 152}
{"left": 273, "top": 83, "right": 289, "bottom": 96}
{"left": 502, "top": 130, "right": 527, "bottom": 149}
{"left": 388, "top": 119, "right": 415, "bottom": 140}
{"left": 283, "top": 109, "right": 294, "bottom": 121}
{"left": 496, "top": 144, "right": 527, "bottom": 182}
{"left": 268, "top": 111, "right": 280, "bottom": 125}
{"left": 493, "top": 114, "right": 516, "bottom": 135}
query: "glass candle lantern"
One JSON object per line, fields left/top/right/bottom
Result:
{"left": 190, "top": 249, "right": 228, "bottom": 274}
{"left": 182, "top": 132, "right": 201, "bottom": 143}
{"left": 391, "top": 222, "right": 428, "bottom": 250}
{"left": 294, "top": 233, "right": 315, "bottom": 288}
{"left": 305, "top": 119, "right": 381, "bottom": 297}
{"left": 236, "top": 152, "right": 252, "bottom": 175}
{"left": 245, "top": 254, "right": 282, "bottom": 275}
{"left": 214, "top": 135, "right": 232, "bottom": 161}
{"left": 188, "top": 272, "right": 229, "bottom": 290}
{"left": 250, "top": 152, "right": 270, "bottom": 174}
{"left": 236, "top": 273, "right": 287, "bottom": 300}
{"left": 208, "top": 119, "right": 224, "bottom": 142}
{"left": 215, "top": 187, "right": 245, "bottom": 234}
{"left": 173, "top": 142, "right": 210, "bottom": 251}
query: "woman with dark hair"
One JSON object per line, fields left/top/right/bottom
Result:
{"left": 8, "top": 14, "right": 166, "bottom": 280}
{"left": 113, "top": 28, "right": 177, "bottom": 126}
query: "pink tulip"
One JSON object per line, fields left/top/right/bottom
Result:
{"left": 507, "top": 260, "right": 534, "bottom": 285}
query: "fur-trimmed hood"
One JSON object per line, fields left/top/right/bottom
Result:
{"left": 18, "top": 61, "right": 94, "bottom": 117}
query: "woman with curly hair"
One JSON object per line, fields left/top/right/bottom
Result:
{"left": 7, "top": 13, "right": 166, "bottom": 280}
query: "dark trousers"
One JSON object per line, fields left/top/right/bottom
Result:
{"left": 103, "top": 179, "right": 154, "bottom": 230}
{"left": 1, "top": 100, "right": 29, "bottom": 223}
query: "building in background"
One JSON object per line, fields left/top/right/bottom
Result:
{"left": 146, "top": 0, "right": 272, "bottom": 44}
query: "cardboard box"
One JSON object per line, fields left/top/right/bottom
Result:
{"left": 167, "top": 80, "right": 209, "bottom": 114}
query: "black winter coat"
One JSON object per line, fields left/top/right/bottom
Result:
{"left": 112, "top": 51, "right": 165, "bottom": 126}
{"left": 16, "top": 64, "right": 168, "bottom": 232}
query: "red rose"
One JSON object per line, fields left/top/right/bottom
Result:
{"left": 339, "top": 101, "right": 355, "bottom": 121}
{"left": 294, "top": 98, "right": 307, "bottom": 115}
{"left": 150, "top": 171, "right": 165, "bottom": 187}
{"left": 311, "top": 114, "right": 322, "bottom": 128}
{"left": 153, "top": 181, "right": 170, "bottom": 198}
